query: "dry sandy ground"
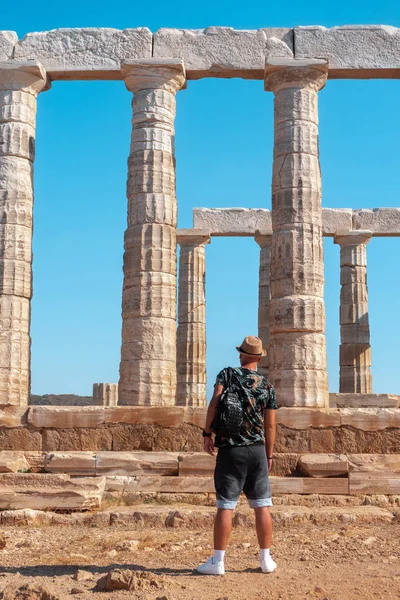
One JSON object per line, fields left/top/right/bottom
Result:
{"left": 0, "top": 518, "right": 399, "bottom": 599}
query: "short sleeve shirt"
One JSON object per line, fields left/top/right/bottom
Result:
{"left": 214, "top": 367, "right": 277, "bottom": 448}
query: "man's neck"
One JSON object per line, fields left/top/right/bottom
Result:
{"left": 240, "top": 362, "right": 258, "bottom": 371}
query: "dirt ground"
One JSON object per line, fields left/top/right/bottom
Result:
{"left": 0, "top": 516, "right": 399, "bottom": 599}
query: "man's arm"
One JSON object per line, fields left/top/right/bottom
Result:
{"left": 264, "top": 409, "right": 276, "bottom": 471}
{"left": 203, "top": 383, "right": 223, "bottom": 456}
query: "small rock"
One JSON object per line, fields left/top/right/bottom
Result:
{"left": 108, "top": 549, "right": 117, "bottom": 558}
{"left": 73, "top": 570, "right": 93, "bottom": 581}
{"left": 0, "top": 534, "right": 6, "bottom": 550}
{"left": 0, "top": 582, "right": 60, "bottom": 599}
{"left": 115, "top": 540, "right": 140, "bottom": 551}
{"left": 70, "top": 588, "right": 85, "bottom": 595}
{"left": 363, "top": 537, "right": 376, "bottom": 546}
{"left": 239, "top": 543, "right": 251, "bottom": 549}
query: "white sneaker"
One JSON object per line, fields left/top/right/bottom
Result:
{"left": 196, "top": 557, "right": 225, "bottom": 575}
{"left": 261, "top": 555, "right": 277, "bottom": 573}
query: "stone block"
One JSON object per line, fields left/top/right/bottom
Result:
{"left": 270, "top": 477, "right": 304, "bottom": 494}
{"left": 322, "top": 208, "right": 353, "bottom": 236}
{"left": 277, "top": 408, "right": 341, "bottom": 429}
{"left": 0, "top": 472, "right": 105, "bottom": 510}
{"left": 28, "top": 406, "right": 105, "bottom": 428}
{"left": 339, "top": 408, "right": 400, "bottom": 431}
{"left": 347, "top": 454, "right": 400, "bottom": 473}
{"left": 275, "top": 425, "right": 309, "bottom": 453}
{"left": 330, "top": 394, "right": 400, "bottom": 408}
{"left": 0, "top": 451, "right": 30, "bottom": 473}
{"left": 45, "top": 451, "right": 96, "bottom": 476}
{"left": 92, "top": 383, "right": 118, "bottom": 406}
{"left": 14, "top": 28, "right": 152, "bottom": 78}
{"left": 153, "top": 27, "right": 293, "bottom": 79}
{"left": 193, "top": 207, "right": 272, "bottom": 236}
{"left": 104, "top": 407, "right": 184, "bottom": 427}
{"left": 96, "top": 451, "right": 179, "bottom": 476}
{"left": 349, "top": 472, "right": 400, "bottom": 494}
{"left": 0, "top": 405, "right": 27, "bottom": 427}
{"left": 108, "top": 423, "right": 203, "bottom": 452}
{"left": 0, "top": 427, "right": 42, "bottom": 450}
{"left": 294, "top": 26, "right": 400, "bottom": 76}
{"left": 178, "top": 453, "right": 215, "bottom": 476}
{"left": 298, "top": 453, "right": 349, "bottom": 477}
{"left": 124, "top": 475, "right": 215, "bottom": 493}
{"left": 302, "top": 478, "right": 349, "bottom": 494}
{"left": 182, "top": 408, "right": 207, "bottom": 428}
{"left": 334, "top": 427, "right": 385, "bottom": 454}
{"left": 0, "top": 31, "right": 17, "bottom": 60}
{"left": 42, "top": 427, "right": 113, "bottom": 452}
{"left": 270, "top": 454, "right": 299, "bottom": 476}
{"left": 309, "top": 429, "right": 335, "bottom": 452}
{"left": 352, "top": 208, "right": 400, "bottom": 236}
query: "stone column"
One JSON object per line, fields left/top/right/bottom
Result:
{"left": 0, "top": 61, "right": 48, "bottom": 406}
{"left": 93, "top": 383, "right": 118, "bottom": 406}
{"left": 176, "top": 230, "right": 210, "bottom": 407}
{"left": 255, "top": 231, "right": 272, "bottom": 378}
{"left": 334, "top": 230, "right": 372, "bottom": 393}
{"left": 264, "top": 58, "right": 329, "bottom": 407}
{"left": 119, "top": 60, "right": 186, "bottom": 406}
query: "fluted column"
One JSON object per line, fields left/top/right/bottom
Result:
{"left": 0, "top": 61, "right": 48, "bottom": 406}
{"left": 334, "top": 230, "right": 372, "bottom": 393}
{"left": 255, "top": 231, "right": 272, "bottom": 378}
{"left": 176, "top": 230, "right": 210, "bottom": 407}
{"left": 119, "top": 60, "right": 186, "bottom": 406}
{"left": 265, "top": 58, "right": 329, "bottom": 407}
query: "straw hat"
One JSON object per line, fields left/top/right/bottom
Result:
{"left": 236, "top": 335, "right": 267, "bottom": 358}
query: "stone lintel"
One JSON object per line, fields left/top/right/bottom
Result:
{"left": 334, "top": 230, "right": 372, "bottom": 247}
{"left": 255, "top": 230, "right": 272, "bottom": 247}
{"left": 176, "top": 229, "right": 210, "bottom": 246}
{"left": 0, "top": 60, "right": 49, "bottom": 91}
{"left": 121, "top": 58, "right": 186, "bottom": 93}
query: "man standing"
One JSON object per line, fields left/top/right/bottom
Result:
{"left": 196, "top": 336, "right": 277, "bottom": 576}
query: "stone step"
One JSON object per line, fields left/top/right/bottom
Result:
{"left": 0, "top": 473, "right": 105, "bottom": 511}
{"left": 349, "top": 472, "right": 400, "bottom": 494}
{"left": 297, "top": 453, "right": 349, "bottom": 477}
{"left": 0, "top": 504, "right": 396, "bottom": 528}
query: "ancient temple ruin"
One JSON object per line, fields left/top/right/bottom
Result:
{"left": 0, "top": 26, "right": 399, "bottom": 506}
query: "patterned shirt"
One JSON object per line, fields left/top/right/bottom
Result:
{"left": 214, "top": 367, "right": 277, "bottom": 448}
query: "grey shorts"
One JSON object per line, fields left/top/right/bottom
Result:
{"left": 214, "top": 444, "right": 273, "bottom": 510}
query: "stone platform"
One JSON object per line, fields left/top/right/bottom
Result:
{"left": 0, "top": 405, "right": 398, "bottom": 454}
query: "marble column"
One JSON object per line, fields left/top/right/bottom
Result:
{"left": 119, "top": 60, "right": 186, "bottom": 406}
{"left": 334, "top": 230, "right": 372, "bottom": 393}
{"left": 0, "top": 61, "right": 48, "bottom": 406}
{"left": 264, "top": 59, "right": 329, "bottom": 407}
{"left": 255, "top": 231, "right": 272, "bottom": 378}
{"left": 176, "top": 230, "right": 210, "bottom": 407}
{"left": 93, "top": 383, "right": 118, "bottom": 407}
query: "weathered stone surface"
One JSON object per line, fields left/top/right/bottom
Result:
{"left": 349, "top": 471, "right": 400, "bottom": 494}
{"left": 275, "top": 425, "right": 309, "bottom": 453}
{"left": 294, "top": 25, "right": 400, "bottom": 76}
{"left": 193, "top": 208, "right": 272, "bottom": 235}
{"left": 0, "top": 31, "right": 17, "bottom": 60}
{"left": 322, "top": 208, "right": 353, "bottom": 235}
{"left": 309, "top": 429, "right": 335, "bottom": 452}
{"left": 153, "top": 27, "right": 293, "bottom": 78}
{"left": 0, "top": 582, "right": 60, "bottom": 600}
{"left": 93, "top": 383, "right": 118, "bottom": 406}
{"left": 330, "top": 393, "right": 400, "bottom": 408}
{"left": 178, "top": 452, "right": 215, "bottom": 476}
{"left": 352, "top": 208, "right": 400, "bottom": 235}
{"left": 28, "top": 406, "right": 105, "bottom": 428}
{"left": 298, "top": 453, "right": 349, "bottom": 477}
{"left": 348, "top": 454, "right": 400, "bottom": 473}
{"left": 96, "top": 451, "right": 179, "bottom": 475}
{"left": 119, "top": 61, "right": 185, "bottom": 406}
{"left": 0, "top": 473, "right": 105, "bottom": 510}
{"left": 0, "top": 450, "right": 30, "bottom": 473}
{"left": 45, "top": 451, "right": 96, "bottom": 476}
{"left": 270, "top": 476, "right": 348, "bottom": 494}
{"left": 0, "top": 405, "right": 27, "bottom": 427}
{"left": 0, "top": 426, "right": 42, "bottom": 450}
{"left": 255, "top": 232, "right": 271, "bottom": 376}
{"left": 14, "top": 28, "right": 152, "bottom": 78}
{"left": 104, "top": 406, "right": 184, "bottom": 426}
{"left": 277, "top": 408, "right": 341, "bottom": 429}
{"left": 122, "top": 475, "right": 215, "bottom": 493}
{"left": 177, "top": 231, "right": 210, "bottom": 407}
{"left": 340, "top": 408, "right": 400, "bottom": 431}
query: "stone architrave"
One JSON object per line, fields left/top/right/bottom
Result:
{"left": 264, "top": 58, "right": 329, "bottom": 408}
{"left": 0, "top": 61, "right": 48, "bottom": 406}
{"left": 176, "top": 229, "right": 210, "bottom": 407}
{"left": 255, "top": 231, "right": 272, "bottom": 377}
{"left": 92, "top": 383, "right": 118, "bottom": 406}
{"left": 334, "top": 230, "right": 372, "bottom": 393}
{"left": 119, "top": 59, "right": 186, "bottom": 406}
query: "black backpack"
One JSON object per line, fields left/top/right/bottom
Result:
{"left": 212, "top": 367, "right": 244, "bottom": 438}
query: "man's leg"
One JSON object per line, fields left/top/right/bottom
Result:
{"left": 254, "top": 506, "right": 272, "bottom": 549}
{"left": 214, "top": 508, "right": 234, "bottom": 550}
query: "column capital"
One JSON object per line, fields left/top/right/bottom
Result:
{"left": 255, "top": 230, "right": 272, "bottom": 248}
{"left": 334, "top": 230, "right": 372, "bottom": 247}
{"left": 264, "top": 58, "right": 328, "bottom": 93}
{"left": 0, "top": 60, "right": 49, "bottom": 93}
{"left": 121, "top": 59, "right": 186, "bottom": 94}
{"left": 177, "top": 229, "right": 211, "bottom": 247}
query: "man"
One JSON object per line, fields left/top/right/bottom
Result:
{"left": 196, "top": 335, "right": 277, "bottom": 576}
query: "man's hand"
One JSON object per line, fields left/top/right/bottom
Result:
{"left": 267, "top": 458, "right": 273, "bottom": 472}
{"left": 203, "top": 436, "right": 215, "bottom": 456}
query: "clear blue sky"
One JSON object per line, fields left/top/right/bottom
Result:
{"left": 3, "top": 1, "right": 400, "bottom": 397}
